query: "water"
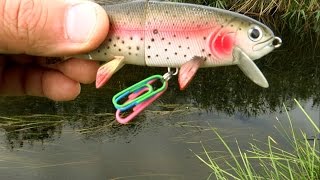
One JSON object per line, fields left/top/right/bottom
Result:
{"left": 0, "top": 33, "right": 319, "bottom": 179}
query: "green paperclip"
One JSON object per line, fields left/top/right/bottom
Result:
{"left": 112, "top": 75, "right": 167, "bottom": 111}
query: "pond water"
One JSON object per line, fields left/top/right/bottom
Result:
{"left": 0, "top": 31, "right": 319, "bottom": 179}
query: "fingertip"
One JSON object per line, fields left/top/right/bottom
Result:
{"left": 65, "top": 1, "right": 110, "bottom": 52}
{"left": 54, "top": 0, "right": 110, "bottom": 56}
{"left": 56, "top": 58, "right": 100, "bottom": 84}
{"left": 42, "top": 70, "right": 81, "bottom": 101}
{"left": 84, "top": 1, "right": 110, "bottom": 50}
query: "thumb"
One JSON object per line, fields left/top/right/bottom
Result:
{"left": 0, "top": 0, "right": 109, "bottom": 56}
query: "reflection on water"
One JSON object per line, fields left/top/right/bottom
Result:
{"left": 0, "top": 31, "right": 319, "bottom": 179}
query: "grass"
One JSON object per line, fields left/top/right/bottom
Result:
{"left": 195, "top": 99, "right": 320, "bottom": 179}
{"left": 172, "top": 0, "right": 320, "bottom": 37}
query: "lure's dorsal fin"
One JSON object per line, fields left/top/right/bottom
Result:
{"left": 178, "top": 56, "right": 205, "bottom": 90}
{"left": 233, "top": 47, "right": 269, "bottom": 88}
{"left": 96, "top": 56, "right": 125, "bottom": 88}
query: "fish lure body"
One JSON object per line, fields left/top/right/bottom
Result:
{"left": 75, "top": 0, "right": 282, "bottom": 88}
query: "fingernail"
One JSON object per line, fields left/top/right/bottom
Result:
{"left": 66, "top": 3, "right": 97, "bottom": 43}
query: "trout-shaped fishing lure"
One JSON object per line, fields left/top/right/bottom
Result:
{"left": 75, "top": 0, "right": 282, "bottom": 89}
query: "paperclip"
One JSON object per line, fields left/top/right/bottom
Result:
{"left": 112, "top": 75, "right": 166, "bottom": 111}
{"left": 115, "top": 81, "right": 168, "bottom": 124}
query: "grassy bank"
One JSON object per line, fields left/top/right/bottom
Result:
{"left": 174, "top": 0, "right": 320, "bottom": 37}
{"left": 195, "top": 99, "right": 320, "bottom": 179}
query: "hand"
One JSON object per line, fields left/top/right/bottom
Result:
{"left": 0, "top": 0, "right": 109, "bottom": 101}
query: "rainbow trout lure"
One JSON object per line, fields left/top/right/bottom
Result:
{"left": 72, "top": 0, "right": 282, "bottom": 123}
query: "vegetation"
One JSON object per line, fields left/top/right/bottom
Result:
{"left": 195, "top": 99, "right": 320, "bottom": 179}
{"left": 173, "top": 0, "right": 320, "bottom": 37}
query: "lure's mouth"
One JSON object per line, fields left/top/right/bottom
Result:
{"left": 272, "top": 37, "right": 282, "bottom": 48}
{"left": 252, "top": 36, "right": 282, "bottom": 51}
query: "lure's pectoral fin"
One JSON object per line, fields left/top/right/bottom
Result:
{"left": 233, "top": 47, "right": 269, "bottom": 88}
{"left": 178, "top": 56, "right": 205, "bottom": 90}
{"left": 96, "top": 56, "right": 125, "bottom": 89}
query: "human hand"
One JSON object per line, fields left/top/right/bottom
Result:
{"left": 0, "top": 0, "right": 109, "bottom": 101}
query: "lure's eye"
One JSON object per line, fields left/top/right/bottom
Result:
{"left": 248, "top": 26, "right": 263, "bottom": 42}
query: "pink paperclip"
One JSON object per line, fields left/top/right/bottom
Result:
{"left": 115, "top": 82, "right": 168, "bottom": 124}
